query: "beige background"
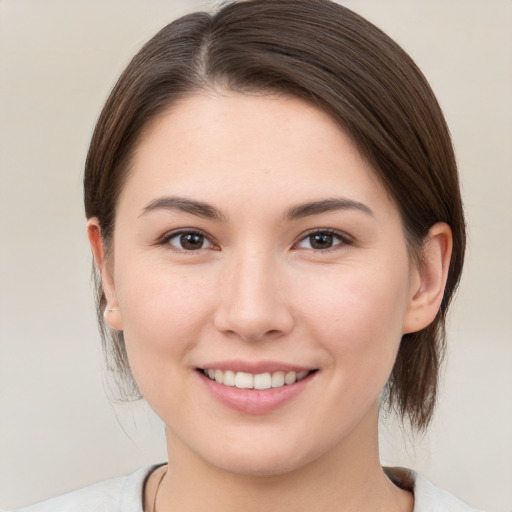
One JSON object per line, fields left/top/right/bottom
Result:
{"left": 1, "top": 1, "right": 510, "bottom": 510}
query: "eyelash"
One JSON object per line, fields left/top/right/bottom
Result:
{"left": 159, "top": 230, "right": 218, "bottom": 253}
{"left": 158, "top": 228, "right": 353, "bottom": 253}
{"left": 294, "top": 229, "right": 353, "bottom": 252}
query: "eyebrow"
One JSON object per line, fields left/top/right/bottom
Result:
{"left": 284, "top": 197, "right": 373, "bottom": 220}
{"left": 139, "top": 195, "right": 373, "bottom": 222}
{"left": 140, "top": 196, "right": 227, "bottom": 221}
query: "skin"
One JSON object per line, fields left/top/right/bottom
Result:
{"left": 88, "top": 91, "right": 452, "bottom": 512}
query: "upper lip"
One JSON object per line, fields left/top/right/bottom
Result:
{"left": 197, "top": 360, "right": 315, "bottom": 374}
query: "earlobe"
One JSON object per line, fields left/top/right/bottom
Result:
{"left": 402, "top": 222, "right": 453, "bottom": 334}
{"left": 87, "top": 218, "right": 123, "bottom": 331}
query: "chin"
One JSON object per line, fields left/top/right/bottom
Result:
{"left": 196, "top": 435, "right": 323, "bottom": 478}
{"left": 213, "top": 453, "right": 308, "bottom": 478}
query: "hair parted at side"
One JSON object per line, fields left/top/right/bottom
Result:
{"left": 84, "top": 0, "right": 465, "bottom": 430}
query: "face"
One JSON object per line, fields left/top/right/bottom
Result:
{"left": 97, "top": 92, "right": 425, "bottom": 476}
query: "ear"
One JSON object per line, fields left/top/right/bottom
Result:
{"left": 87, "top": 218, "right": 123, "bottom": 331}
{"left": 402, "top": 222, "right": 453, "bottom": 334}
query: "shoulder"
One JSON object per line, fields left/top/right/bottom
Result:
{"left": 386, "top": 467, "right": 484, "bottom": 512}
{"left": 412, "top": 471, "right": 484, "bottom": 512}
{"left": 11, "top": 465, "right": 158, "bottom": 512}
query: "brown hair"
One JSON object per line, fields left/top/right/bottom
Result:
{"left": 84, "top": 0, "right": 465, "bottom": 430}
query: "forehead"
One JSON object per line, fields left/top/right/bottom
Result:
{"left": 138, "top": 90, "right": 354, "bottom": 160}
{"left": 120, "top": 91, "right": 393, "bottom": 220}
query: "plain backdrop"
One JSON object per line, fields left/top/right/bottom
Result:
{"left": 1, "top": 1, "right": 511, "bottom": 510}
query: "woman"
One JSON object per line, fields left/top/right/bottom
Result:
{"left": 12, "top": 0, "right": 481, "bottom": 510}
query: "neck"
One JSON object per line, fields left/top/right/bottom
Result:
{"left": 154, "top": 408, "right": 413, "bottom": 512}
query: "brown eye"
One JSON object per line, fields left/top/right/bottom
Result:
{"left": 296, "top": 230, "right": 349, "bottom": 251}
{"left": 309, "top": 233, "right": 334, "bottom": 249}
{"left": 166, "top": 231, "right": 213, "bottom": 251}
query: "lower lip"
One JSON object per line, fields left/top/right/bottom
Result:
{"left": 198, "top": 371, "right": 315, "bottom": 415}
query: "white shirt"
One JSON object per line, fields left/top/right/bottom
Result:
{"left": 12, "top": 465, "right": 483, "bottom": 512}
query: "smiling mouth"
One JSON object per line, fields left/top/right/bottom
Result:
{"left": 200, "top": 368, "right": 316, "bottom": 390}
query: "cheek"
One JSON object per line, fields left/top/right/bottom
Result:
{"left": 118, "top": 261, "right": 215, "bottom": 329}
{"left": 299, "top": 261, "right": 410, "bottom": 382}
{"left": 114, "top": 263, "right": 217, "bottom": 384}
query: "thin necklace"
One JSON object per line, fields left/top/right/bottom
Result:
{"left": 153, "top": 466, "right": 168, "bottom": 512}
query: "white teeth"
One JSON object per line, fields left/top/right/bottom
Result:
{"left": 296, "top": 370, "right": 308, "bottom": 381}
{"left": 253, "top": 373, "right": 272, "bottom": 390}
{"left": 234, "top": 371, "right": 253, "bottom": 389}
{"left": 284, "top": 371, "right": 297, "bottom": 385}
{"left": 223, "top": 370, "right": 235, "bottom": 386}
{"left": 203, "top": 368, "right": 311, "bottom": 389}
{"left": 271, "top": 371, "right": 285, "bottom": 388}
{"left": 214, "top": 369, "right": 224, "bottom": 384}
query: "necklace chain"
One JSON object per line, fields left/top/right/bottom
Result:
{"left": 152, "top": 466, "right": 168, "bottom": 512}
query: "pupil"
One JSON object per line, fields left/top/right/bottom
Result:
{"left": 311, "top": 233, "right": 333, "bottom": 249}
{"left": 180, "top": 233, "right": 203, "bottom": 250}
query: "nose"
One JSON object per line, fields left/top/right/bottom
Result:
{"left": 213, "top": 249, "right": 294, "bottom": 342}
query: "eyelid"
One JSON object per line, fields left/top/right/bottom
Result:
{"left": 293, "top": 228, "right": 353, "bottom": 250}
{"left": 158, "top": 228, "right": 219, "bottom": 251}
{"left": 156, "top": 227, "right": 352, "bottom": 252}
